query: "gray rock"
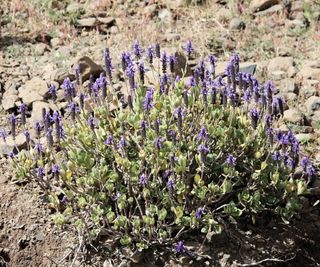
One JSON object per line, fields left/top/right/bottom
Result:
{"left": 267, "top": 57, "right": 294, "bottom": 75}
{"left": 158, "top": 9, "right": 172, "bottom": 21}
{"left": 50, "top": 68, "right": 75, "bottom": 84}
{"left": 250, "top": 0, "right": 279, "bottom": 12}
{"left": 284, "top": 92, "right": 298, "bottom": 103}
{"left": 280, "top": 78, "right": 298, "bottom": 94}
{"left": 286, "top": 19, "right": 305, "bottom": 29}
{"left": 283, "top": 109, "right": 304, "bottom": 125}
{"left": 50, "top": 37, "right": 62, "bottom": 48}
{"left": 254, "top": 4, "right": 283, "bottom": 16}
{"left": 302, "top": 80, "right": 319, "bottom": 98}
{"left": 305, "top": 96, "right": 320, "bottom": 114}
{"left": 2, "top": 94, "right": 19, "bottom": 111}
{"left": 34, "top": 43, "right": 47, "bottom": 56}
{"left": 270, "top": 70, "right": 286, "bottom": 80}
{"left": 0, "top": 133, "right": 27, "bottom": 156}
{"left": 18, "top": 87, "right": 43, "bottom": 106}
{"left": 25, "top": 77, "right": 49, "bottom": 97}
{"left": 297, "top": 67, "right": 320, "bottom": 81}
{"left": 30, "top": 101, "right": 51, "bottom": 123}
{"left": 77, "top": 17, "right": 97, "bottom": 27}
{"left": 228, "top": 18, "right": 246, "bottom": 30}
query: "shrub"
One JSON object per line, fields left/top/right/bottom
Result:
{"left": 7, "top": 41, "right": 316, "bottom": 253}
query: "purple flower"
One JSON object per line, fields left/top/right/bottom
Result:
{"left": 183, "top": 40, "right": 194, "bottom": 58}
{"left": 272, "top": 151, "right": 281, "bottom": 161}
{"left": 140, "top": 120, "right": 147, "bottom": 139}
{"left": 68, "top": 102, "right": 79, "bottom": 121}
{"left": 52, "top": 164, "right": 60, "bottom": 176}
{"left": 243, "top": 89, "right": 251, "bottom": 103}
{"left": 275, "top": 130, "right": 283, "bottom": 142}
{"left": 34, "top": 122, "right": 42, "bottom": 137}
{"left": 161, "top": 51, "right": 168, "bottom": 74}
{"left": 61, "top": 77, "right": 73, "bottom": 101}
{"left": 87, "top": 116, "right": 95, "bottom": 131}
{"left": 46, "top": 127, "right": 54, "bottom": 147}
{"left": 208, "top": 55, "right": 217, "bottom": 74}
{"left": 284, "top": 157, "right": 295, "bottom": 170}
{"left": 197, "top": 126, "right": 208, "bottom": 141}
{"left": 143, "top": 88, "right": 155, "bottom": 112}
{"left": 146, "top": 45, "right": 155, "bottom": 64}
{"left": 175, "top": 241, "right": 186, "bottom": 254}
{"left": 264, "top": 80, "right": 274, "bottom": 101}
{"left": 226, "top": 154, "right": 237, "bottom": 166}
{"left": 48, "top": 83, "right": 57, "bottom": 101}
{"left": 23, "top": 130, "right": 30, "bottom": 144}
{"left": 155, "top": 43, "right": 161, "bottom": 58}
{"left": 154, "top": 137, "right": 163, "bottom": 150}
{"left": 36, "top": 166, "right": 45, "bottom": 178}
{"left": 9, "top": 151, "right": 15, "bottom": 159}
{"left": 250, "top": 108, "right": 260, "bottom": 129}
{"left": 174, "top": 106, "right": 186, "bottom": 119}
{"left": 121, "top": 51, "right": 131, "bottom": 72}
{"left": 306, "top": 165, "right": 316, "bottom": 177}
{"left": 300, "top": 157, "right": 310, "bottom": 171}
{"left": 167, "top": 178, "right": 175, "bottom": 190}
{"left": 104, "top": 135, "right": 114, "bottom": 145}
{"left": 126, "top": 61, "right": 135, "bottom": 90}
{"left": 34, "top": 143, "right": 44, "bottom": 155}
{"left": 169, "top": 54, "right": 176, "bottom": 73}
{"left": 228, "top": 86, "right": 236, "bottom": 107}
{"left": 0, "top": 129, "right": 7, "bottom": 142}
{"left": 104, "top": 48, "right": 113, "bottom": 81}
{"left": 139, "top": 61, "right": 145, "bottom": 84}
{"left": 139, "top": 173, "right": 148, "bottom": 186}
{"left": 18, "top": 103, "right": 27, "bottom": 125}
{"left": 162, "top": 170, "right": 171, "bottom": 180}
{"left": 198, "top": 144, "right": 209, "bottom": 153}
{"left": 117, "top": 136, "right": 128, "bottom": 149}
{"left": 132, "top": 40, "right": 143, "bottom": 59}
{"left": 195, "top": 207, "right": 205, "bottom": 219}
{"left": 189, "top": 76, "right": 196, "bottom": 87}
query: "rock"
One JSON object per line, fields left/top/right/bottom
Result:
{"left": 302, "top": 80, "right": 320, "bottom": 98}
{"left": 158, "top": 9, "right": 172, "bottom": 21}
{"left": 50, "top": 68, "right": 75, "bottom": 84}
{"left": 297, "top": 67, "right": 320, "bottom": 81}
{"left": 97, "top": 17, "right": 116, "bottom": 26}
{"left": 250, "top": 0, "right": 279, "bottom": 12}
{"left": 284, "top": 92, "right": 298, "bottom": 103}
{"left": 276, "top": 46, "right": 292, "bottom": 57}
{"left": 305, "top": 96, "right": 320, "bottom": 114}
{"left": 267, "top": 57, "right": 294, "bottom": 75}
{"left": 25, "top": 77, "right": 49, "bottom": 98}
{"left": 270, "top": 70, "right": 286, "bottom": 80}
{"left": 283, "top": 109, "right": 304, "bottom": 125}
{"left": 280, "top": 78, "right": 298, "bottom": 94}
{"left": 291, "top": 1, "right": 304, "bottom": 12}
{"left": 254, "top": 4, "right": 283, "bottom": 16}
{"left": 286, "top": 19, "right": 305, "bottom": 29}
{"left": 0, "top": 133, "right": 27, "bottom": 156}
{"left": 18, "top": 87, "right": 43, "bottom": 106}
{"left": 165, "top": 0, "right": 188, "bottom": 8}
{"left": 34, "top": 43, "right": 47, "bottom": 56}
{"left": 295, "top": 133, "right": 314, "bottom": 143}
{"left": 77, "top": 17, "right": 97, "bottom": 27}
{"left": 71, "top": 56, "right": 104, "bottom": 82}
{"left": 165, "top": 33, "right": 181, "bottom": 42}
{"left": 66, "top": 2, "right": 83, "bottom": 13}
{"left": 239, "top": 62, "right": 257, "bottom": 75}
{"left": 2, "top": 94, "right": 19, "bottom": 111}
{"left": 50, "top": 37, "right": 62, "bottom": 48}
{"left": 228, "top": 18, "right": 246, "bottom": 30}
{"left": 216, "top": 7, "right": 232, "bottom": 23}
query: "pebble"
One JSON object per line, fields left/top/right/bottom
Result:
{"left": 305, "top": 96, "right": 320, "bottom": 114}
{"left": 34, "top": 43, "right": 47, "bottom": 56}
{"left": 283, "top": 109, "right": 305, "bottom": 125}
{"left": 250, "top": 0, "right": 279, "bottom": 12}
{"left": 228, "top": 18, "right": 246, "bottom": 30}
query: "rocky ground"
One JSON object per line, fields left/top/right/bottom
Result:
{"left": 1, "top": 0, "right": 320, "bottom": 266}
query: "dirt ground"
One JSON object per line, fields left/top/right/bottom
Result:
{"left": 1, "top": 0, "right": 320, "bottom": 266}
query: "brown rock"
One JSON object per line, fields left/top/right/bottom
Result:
{"left": 250, "top": 0, "right": 279, "bottom": 12}
{"left": 71, "top": 56, "right": 104, "bottom": 82}
{"left": 2, "top": 94, "right": 19, "bottom": 111}
{"left": 283, "top": 109, "right": 304, "bottom": 125}
{"left": 0, "top": 133, "right": 27, "bottom": 156}
{"left": 267, "top": 57, "right": 294, "bottom": 75}
{"left": 30, "top": 101, "right": 51, "bottom": 123}
{"left": 77, "top": 17, "right": 97, "bottom": 27}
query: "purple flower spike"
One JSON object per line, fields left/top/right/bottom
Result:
{"left": 306, "top": 165, "right": 316, "bottom": 177}
{"left": 34, "top": 143, "right": 44, "bottom": 155}
{"left": 104, "top": 48, "right": 113, "bottom": 82}
{"left": 117, "top": 136, "right": 128, "bottom": 149}
{"left": 9, "top": 114, "right": 16, "bottom": 139}
{"left": 250, "top": 108, "right": 260, "bottom": 129}
{"left": 139, "top": 61, "right": 145, "bottom": 84}
{"left": 18, "top": 103, "right": 27, "bottom": 125}
{"left": 139, "top": 173, "right": 148, "bottom": 186}
{"left": 87, "top": 116, "right": 95, "bottom": 131}
{"left": 195, "top": 207, "right": 205, "bottom": 219}
{"left": 169, "top": 54, "right": 176, "bottom": 73}
{"left": 300, "top": 157, "right": 310, "bottom": 171}
{"left": 0, "top": 129, "right": 7, "bottom": 142}
{"left": 132, "top": 40, "right": 143, "bottom": 59}
{"left": 52, "top": 164, "right": 60, "bottom": 178}
{"left": 154, "top": 137, "right": 163, "bottom": 150}
{"left": 175, "top": 241, "right": 186, "bottom": 254}
{"left": 36, "top": 166, "right": 45, "bottom": 178}
{"left": 48, "top": 83, "right": 57, "bottom": 101}
{"left": 198, "top": 144, "right": 209, "bottom": 153}
{"left": 167, "top": 178, "right": 175, "bottom": 190}
{"left": 226, "top": 154, "right": 237, "bottom": 166}
{"left": 197, "top": 126, "right": 208, "bottom": 141}
{"left": 146, "top": 45, "right": 155, "bottom": 64}
{"left": 184, "top": 40, "right": 195, "bottom": 59}
{"left": 61, "top": 77, "right": 73, "bottom": 101}
{"left": 140, "top": 120, "right": 147, "bottom": 139}
{"left": 272, "top": 151, "right": 281, "bottom": 161}
{"left": 104, "top": 135, "right": 114, "bottom": 145}
{"left": 155, "top": 43, "right": 161, "bottom": 58}
{"left": 161, "top": 51, "right": 168, "bottom": 74}
{"left": 75, "top": 65, "right": 81, "bottom": 86}
{"left": 143, "top": 88, "right": 155, "bottom": 113}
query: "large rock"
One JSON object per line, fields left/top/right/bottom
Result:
{"left": 76, "top": 17, "right": 97, "bottom": 27}
{"left": 30, "top": 101, "right": 52, "bottom": 123}
{"left": 280, "top": 78, "right": 298, "bottom": 94}
{"left": 18, "top": 87, "right": 43, "bottom": 106}
{"left": 25, "top": 77, "right": 49, "bottom": 97}
{"left": 250, "top": 0, "right": 279, "bottom": 12}
{"left": 0, "top": 133, "right": 27, "bottom": 156}
{"left": 267, "top": 57, "right": 294, "bottom": 75}
{"left": 2, "top": 94, "right": 19, "bottom": 111}
{"left": 305, "top": 96, "right": 320, "bottom": 114}
{"left": 297, "top": 67, "right": 320, "bottom": 81}
{"left": 283, "top": 109, "right": 304, "bottom": 125}
{"left": 301, "top": 80, "right": 319, "bottom": 98}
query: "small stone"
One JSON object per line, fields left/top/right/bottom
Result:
{"left": 250, "top": 0, "right": 279, "bottom": 12}
{"left": 305, "top": 96, "right": 320, "bottom": 114}
{"left": 267, "top": 57, "right": 294, "bottom": 75}
{"left": 165, "top": 0, "right": 187, "bottom": 8}
{"left": 270, "top": 70, "right": 286, "bottom": 80}
{"left": 110, "top": 26, "right": 119, "bottom": 34}
{"left": 77, "top": 17, "right": 97, "bottom": 27}
{"left": 276, "top": 46, "right": 292, "bottom": 57}
{"left": 280, "top": 78, "right": 298, "bottom": 94}
{"left": 283, "top": 109, "right": 304, "bottom": 125}
{"left": 286, "top": 19, "right": 305, "bottom": 29}
{"left": 34, "top": 43, "right": 47, "bottom": 56}
{"left": 2, "top": 94, "right": 19, "bottom": 110}
{"left": 66, "top": 2, "right": 83, "bottom": 13}
{"left": 166, "top": 33, "right": 181, "bottom": 42}
{"left": 158, "top": 9, "right": 172, "bottom": 21}
{"left": 97, "top": 17, "right": 116, "bottom": 26}
{"left": 228, "top": 17, "right": 246, "bottom": 30}
{"left": 0, "top": 133, "right": 27, "bottom": 156}
{"left": 302, "top": 80, "right": 320, "bottom": 98}
{"left": 284, "top": 92, "right": 298, "bottom": 103}
{"left": 254, "top": 4, "right": 283, "bottom": 16}
{"left": 50, "top": 37, "right": 62, "bottom": 48}
{"left": 297, "top": 67, "right": 320, "bottom": 81}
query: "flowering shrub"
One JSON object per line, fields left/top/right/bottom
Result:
{"left": 6, "top": 41, "right": 317, "bottom": 252}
